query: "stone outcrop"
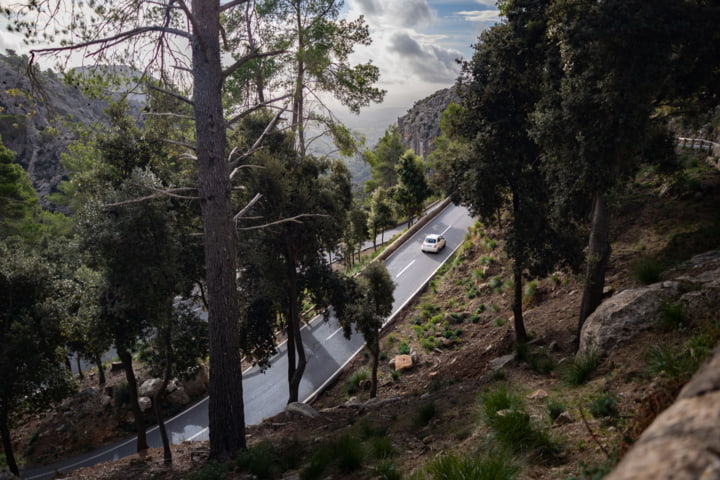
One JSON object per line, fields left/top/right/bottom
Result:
{"left": 0, "top": 52, "right": 144, "bottom": 210}
{"left": 579, "top": 251, "right": 720, "bottom": 357}
{"left": 139, "top": 378, "right": 164, "bottom": 398}
{"left": 607, "top": 343, "right": 720, "bottom": 479}
{"left": 397, "top": 87, "right": 459, "bottom": 160}
{"left": 577, "top": 282, "right": 680, "bottom": 357}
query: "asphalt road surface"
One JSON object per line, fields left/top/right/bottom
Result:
{"left": 23, "top": 203, "right": 474, "bottom": 480}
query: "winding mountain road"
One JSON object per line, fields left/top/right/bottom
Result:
{"left": 23, "top": 203, "right": 474, "bottom": 480}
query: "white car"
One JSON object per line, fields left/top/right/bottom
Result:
{"left": 421, "top": 234, "right": 446, "bottom": 253}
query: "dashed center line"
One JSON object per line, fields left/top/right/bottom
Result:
{"left": 396, "top": 259, "right": 416, "bottom": 279}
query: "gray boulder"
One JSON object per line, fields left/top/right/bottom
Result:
{"left": 285, "top": 402, "right": 320, "bottom": 419}
{"left": 578, "top": 281, "right": 680, "bottom": 357}
{"left": 139, "top": 378, "right": 164, "bottom": 398}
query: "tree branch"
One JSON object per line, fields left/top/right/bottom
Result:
{"left": 103, "top": 186, "right": 199, "bottom": 208}
{"left": 222, "top": 48, "right": 287, "bottom": 80}
{"left": 226, "top": 93, "right": 292, "bottom": 126}
{"left": 145, "top": 83, "right": 194, "bottom": 107}
{"left": 220, "top": 0, "right": 252, "bottom": 13}
{"left": 236, "top": 214, "right": 329, "bottom": 231}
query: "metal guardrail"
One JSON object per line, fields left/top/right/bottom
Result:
{"left": 676, "top": 137, "right": 720, "bottom": 169}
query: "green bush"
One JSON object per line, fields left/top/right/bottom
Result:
{"left": 374, "top": 459, "right": 402, "bottom": 480}
{"left": 301, "top": 434, "right": 365, "bottom": 480}
{"left": 414, "top": 402, "right": 437, "bottom": 427}
{"left": 346, "top": 368, "right": 370, "bottom": 395}
{"left": 632, "top": 258, "right": 665, "bottom": 285}
{"left": 546, "top": 399, "right": 565, "bottom": 421}
{"left": 659, "top": 299, "right": 688, "bottom": 331}
{"left": 369, "top": 435, "right": 396, "bottom": 460}
{"left": 113, "top": 381, "right": 130, "bottom": 409}
{"left": 398, "top": 341, "right": 411, "bottom": 355}
{"left": 588, "top": 393, "right": 619, "bottom": 419}
{"left": 189, "top": 460, "right": 230, "bottom": 480}
{"left": 235, "top": 440, "right": 298, "bottom": 478}
{"left": 562, "top": 351, "right": 601, "bottom": 386}
{"left": 425, "top": 451, "right": 519, "bottom": 480}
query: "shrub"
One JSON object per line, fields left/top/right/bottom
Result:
{"left": 659, "top": 299, "right": 688, "bottom": 331}
{"left": 527, "top": 351, "right": 556, "bottom": 375}
{"left": 632, "top": 258, "right": 665, "bottom": 285}
{"left": 414, "top": 401, "right": 437, "bottom": 427}
{"left": 235, "top": 440, "right": 298, "bottom": 478}
{"left": 522, "top": 280, "right": 539, "bottom": 305}
{"left": 369, "top": 435, "right": 396, "bottom": 460}
{"left": 189, "top": 460, "right": 230, "bottom": 480}
{"left": 563, "top": 351, "right": 601, "bottom": 386}
{"left": 487, "top": 409, "right": 558, "bottom": 457}
{"left": 301, "top": 434, "right": 365, "bottom": 480}
{"left": 546, "top": 399, "right": 565, "bottom": 421}
{"left": 113, "top": 381, "right": 130, "bottom": 409}
{"left": 588, "top": 393, "right": 619, "bottom": 419}
{"left": 374, "top": 459, "right": 402, "bottom": 480}
{"left": 398, "top": 341, "right": 411, "bottom": 355}
{"left": 346, "top": 368, "right": 370, "bottom": 395}
{"left": 425, "top": 451, "right": 519, "bottom": 480}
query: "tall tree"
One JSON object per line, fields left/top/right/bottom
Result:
{"left": 367, "top": 186, "right": 395, "bottom": 250}
{"left": 235, "top": 113, "right": 354, "bottom": 403}
{"left": 393, "top": 150, "right": 430, "bottom": 227}
{"left": 261, "top": 0, "right": 385, "bottom": 157}
{"left": 532, "top": 0, "right": 681, "bottom": 336}
{"left": 0, "top": 245, "right": 73, "bottom": 477}
{"left": 441, "top": 0, "right": 580, "bottom": 344}
{"left": 9, "top": 0, "right": 288, "bottom": 458}
{"left": 363, "top": 125, "right": 406, "bottom": 192}
{"left": 338, "top": 262, "right": 395, "bottom": 398}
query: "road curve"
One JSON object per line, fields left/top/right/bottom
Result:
{"left": 22, "top": 203, "right": 474, "bottom": 480}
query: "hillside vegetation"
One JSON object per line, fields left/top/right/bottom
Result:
{"left": 22, "top": 149, "right": 719, "bottom": 480}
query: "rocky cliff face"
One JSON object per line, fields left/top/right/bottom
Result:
{"left": 0, "top": 53, "right": 142, "bottom": 210}
{"left": 397, "top": 87, "right": 459, "bottom": 159}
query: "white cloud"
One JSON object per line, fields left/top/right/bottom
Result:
{"left": 352, "top": 0, "right": 435, "bottom": 29}
{"left": 457, "top": 9, "right": 502, "bottom": 23}
{"left": 473, "top": 0, "right": 499, "bottom": 7}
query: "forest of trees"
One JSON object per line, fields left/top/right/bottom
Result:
{"left": 1, "top": 0, "right": 719, "bottom": 476}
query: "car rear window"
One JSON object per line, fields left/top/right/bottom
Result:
{"left": 426, "top": 238, "right": 436, "bottom": 243}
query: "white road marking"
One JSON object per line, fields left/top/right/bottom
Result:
{"left": 395, "top": 259, "right": 416, "bottom": 279}
{"left": 326, "top": 327, "right": 343, "bottom": 341}
{"left": 441, "top": 225, "right": 451, "bottom": 235}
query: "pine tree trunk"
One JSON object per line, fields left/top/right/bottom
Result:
{"left": 76, "top": 355, "right": 84, "bottom": 380}
{"left": 192, "top": 0, "right": 246, "bottom": 459}
{"left": 155, "top": 326, "right": 173, "bottom": 465}
{"left": 578, "top": 193, "right": 611, "bottom": 340}
{"left": 118, "top": 349, "right": 148, "bottom": 451}
{"left": 94, "top": 352, "right": 106, "bottom": 386}
{"left": 0, "top": 406, "right": 19, "bottom": 477}
{"left": 512, "top": 263, "right": 527, "bottom": 343}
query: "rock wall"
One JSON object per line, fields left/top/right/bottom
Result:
{"left": 0, "top": 53, "right": 143, "bottom": 210}
{"left": 397, "top": 87, "right": 458, "bottom": 160}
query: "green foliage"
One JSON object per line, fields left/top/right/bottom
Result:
{"left": 424, "top": 451, "right": 519, "bottom": 480}
{"left": 645, "top": 330, "right": 717, "bottom": 382}
{"left": 346, "top": 368, "right": 370, "bottom": 395}
{"left": 369, "top": 435, "right": 396, "bottom": 460}
{"left": 659, "top": 299, "right": 688, "bottom": 331}
{"left": 414, "top": 402, "right": 437, "bottom": 427}
{"left": 587, "top": 393, "right": 619, "bottom": 419}
{"left": 364, "top": 125, "right": 405, "bottom": 191}
{"left": 301, "top": 434, "right": 365, "bottom": 480}
{"left": 523, "top": 280, "right": 539, "bottom": 306}
{"left": 631, "top": 258, "right": 665, "bottom": 285}
{"left": 546, "top": 399, "right": 566, "bottom": 422}
{"left": 563, "top": 351, "right": 601, "bottom": 386}
{"left": 373, "top": 459, "right": 402, "bottom": 480}
{"left": 393, "top": 150, "right": 431, "bottom": 225}
{"left": 113, "top": 381, "right": 130, "bottom": 409}
{"left": 235, "top": 440, "right": 300, "bottom": 478}
{"left": 188, "top": 460, "right": 230, "bottom": 480}
{"left": 398, "top": 341, "right": 410, "bottom": 355}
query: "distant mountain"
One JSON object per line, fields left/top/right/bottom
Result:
{"left": 397, "top": 87, "right": 459, "bottom": 160}
{"left": 0, "top": 52, "right": 144, "bottom": 210}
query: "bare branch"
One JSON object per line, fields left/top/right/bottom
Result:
{"left": 162, "top": 138, "right": 197, "bottom": 151}
{"left": 226, "top": 93, "right": 292, "bottom": 126}
{"left": 145, "top": 83, "right": 194, "bottom": 107}
{"left": 228, "top": 102, "right": 289, "bottom": 177}
{"left": 220, "top": 0, "right": 252, "bottom": 13}
{"left": 30, "top": 26, "right": 192, "bottom": 60}
{"left": 143, "top": 112, "right": 195, "bottom": 121}
{"left": 233, "top": 193, "right": 263, "bottom": 223}
{"left": 236, "top": 214, "right": 329, "bottom": 231}
{"left": 103, "top": 186, "right": 200, "bottom": 208}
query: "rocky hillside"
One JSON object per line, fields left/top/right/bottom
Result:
{"left": 397, "top": 87, "right": 459, "bottom": 159}
{"left": 0, "top": 52, "right": 143, "bottom": 210}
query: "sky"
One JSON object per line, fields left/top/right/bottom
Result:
{"left": 0, "top": 0, "right": 502, "bottom": 144}
{"left": 336, "top": 0, "right": 502, "bottom": 143}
